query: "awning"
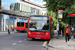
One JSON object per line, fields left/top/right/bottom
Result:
{"left": 67, "top": 14, "right": 75, "bottom": 18}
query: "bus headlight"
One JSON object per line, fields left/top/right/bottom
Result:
{"left": 46, "top": 33, "right": 48, "bottom": 35}
{"left": 28, "top": 32, "right": 31, "bottom": 34}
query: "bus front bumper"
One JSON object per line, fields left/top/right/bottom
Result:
{"left": 28, "top": 35, "right": 50, "bottom": 40}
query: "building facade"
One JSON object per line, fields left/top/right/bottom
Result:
{"left": 10, "top": 0, "right": 43, "bottom": 15}
{"left": 1, "top": 0, "right": 47, "bottom": 31}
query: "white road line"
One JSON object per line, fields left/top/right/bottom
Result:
{"left": 42, "top": 41, "right": 47, "bottom": 46}
{"left": 19, "top": 40, "right": 22, "bottom": 43}
{"left": 3, "top": 36, "right": 13, "bottom": 39}
{"left": 24, "top": 39, "right": 26, "bottom": 40}
{"left": 12, "top": 43, "right": 16, "bottom": 45}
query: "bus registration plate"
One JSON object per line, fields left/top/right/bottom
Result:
{"left": 35, "top": 37, "right": 40, "bottom": 39}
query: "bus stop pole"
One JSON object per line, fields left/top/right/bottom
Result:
{"left": 69, "top": 17, "right": 71, "bottom": 25}
{"left": 57, "top": 20, "right": 59, "bottom": 39}
{"left": 57, "top": 8, "right": 59, "bottom": 39}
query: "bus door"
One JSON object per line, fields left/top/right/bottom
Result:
{"left": 25, "top": 23, "right": 28, "bottom": 31}
{"left": 50, "top": 20, "right": 54, "bottom": 39}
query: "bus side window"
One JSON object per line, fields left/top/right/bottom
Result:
{"left": 42, "top": 20, "right": 49, "bottom": 30}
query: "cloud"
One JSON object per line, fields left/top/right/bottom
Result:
{"left": 15, "top": 0, "right": 20, "bottom": 3}
{"left": 2, "top": 2, "right": 10, "bottom": 6}
{"left": 41, "top": 0, "right": 43, "bottom": 1}
{"left": 2, "top": 3, "right": 10, "bottom": 10}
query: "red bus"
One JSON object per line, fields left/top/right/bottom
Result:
{"left": 16, "top": 22, "right": 28, "bottom": 32}
{"left": 27, "top": 15, "right": 54, "bottom": 40}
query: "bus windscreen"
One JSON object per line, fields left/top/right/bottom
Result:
{"left": 29, "top": 16, "right": 49, "bottom": 32}
{"left": 17, "top": 22, "right": 24, "bottom": 26}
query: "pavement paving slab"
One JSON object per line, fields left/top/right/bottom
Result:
{"left": 48, "top": 30, "right": 75, "bottom": 50}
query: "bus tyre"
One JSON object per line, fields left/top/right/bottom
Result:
{"left": 74, "top": 35, "right": 75, "bottom": 38}
{"left": 32, "top": 38, "right": 35, "bottom": 40}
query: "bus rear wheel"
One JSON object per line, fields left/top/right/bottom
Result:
{"left": 73, "top": 35, "right": 75, "bottom": 38}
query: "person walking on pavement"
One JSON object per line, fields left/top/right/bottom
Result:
{"left": 8, "top": 28, "right": 10, "bottom": 35}
{"left": 62, "top": 26, "right": 65, "bottom": 36}
{"left": 69, "top": 25, "right": 73, "bottom": 39}
{"left": 59, "top": 24, "right": 62, "bottom": 35}
{"left": 12, "top": 27, "right": 14, "bottom": 31}
{"left": 64, "top": 24, "right": 70, "bottom": 43}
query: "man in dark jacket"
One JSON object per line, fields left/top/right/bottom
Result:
{"left": 8, "top": 28, "right": 10, "bottom": 35}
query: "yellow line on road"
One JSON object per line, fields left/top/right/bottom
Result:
{"left": 42, "top": 41, "right": 47, "bottom": 46}
{"left": 12, "top": 43, "right": 16, "bottom": 45}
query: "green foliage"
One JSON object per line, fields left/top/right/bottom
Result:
{"left": 43, "top": 0, "right": 75, "bottom": 26}
{"left": 47, "top": 11, "right": 66, "bottom": 29}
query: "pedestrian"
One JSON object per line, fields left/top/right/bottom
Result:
{"left": 8, "top": 28, "right": 10, "bottom": 35}
{"left": 12, "top": 27, "right": 14, "bottom": 31}
{"left": 11, "top": 26, "right": 12, "bottom": 31}
{"left": 73, "top": 25, "right": 75, "bottom": 38}
{"left": 59, "top": 25, "right": 62, "bottom": 35}
{"left": 72, "top": 26, "right": 74, "bottom": 31}
{"left": 62, "top": 26, "right": 64, "bottom": 36}
{"left": 64, "top": 24, "right": 70, "bottom": 43}
{"left": 69, "top": 25, "right": 73, "bottom": 39}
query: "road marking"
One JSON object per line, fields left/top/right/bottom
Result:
{"left": 3, "top": 36, "right": 13, "bottom": 39}
{"left": 42, "top": 41, "right": 47, "bottom": 46}
{"left": 12, "top": 43, "right": 16, "bottom": 45}
{"left": 24, "top": 39, "right": 26, "bottom": 40}
{"left": 19, "top": 40, "right": 22, "bottom": 43}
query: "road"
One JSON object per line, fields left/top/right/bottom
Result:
{"left": 0, "top": 32, "right": 46, "bottom": 50}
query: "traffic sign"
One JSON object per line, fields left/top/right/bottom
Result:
{"left": 58, "top": 10, "right": 63, "bottom": 19}
{"left": 58, "top": 10, "right": 63, "bottom": 13}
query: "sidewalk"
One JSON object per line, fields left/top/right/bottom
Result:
{"left": 0, "top": 31, "right": 16, "bottom": 35}
{"left": 48, "top": 30, "right": 75, "bottom": 50}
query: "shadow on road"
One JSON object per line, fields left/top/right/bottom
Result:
{"left": 15, "top": 31, "right": 27, "bottom": 33}
{"left": 27, "top": 39, "right": 48, "bottom": 42}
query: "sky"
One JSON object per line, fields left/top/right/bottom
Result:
{"left": 2, "top": 0, "right": 17, "bottom": 10}
{"left": 32, "top": 0, "right": 43, "bottom": 4}
{"left": 2, "top": 0, "right": 43, "bottom": 10}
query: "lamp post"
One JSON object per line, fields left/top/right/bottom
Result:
{"left": 57, "top": 8, "right": 59, "bottom": 23}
